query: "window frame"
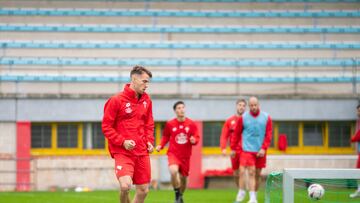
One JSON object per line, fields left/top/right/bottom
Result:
{"left": 31, "top": 122, "right": 108, "bottom": 156}
{"left": 267, "top": 121, "right": 354, "bottom": 155}
{"left": 31, "top": 123, "right": 52, "bottom": 149}
{"left": 328, "top": 121, "right": 353, "bottom": 148}
{"left": 31, "top": 120, "right": 356, "bottom": 156}
{"left": 203, "top": 121, "right": 355, "bottom": 155}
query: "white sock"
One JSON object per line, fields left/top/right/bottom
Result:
{"left": 357, "top": 184, "right": 360, "bottom": 192}
{"left": 238, "top": 189, "right": 245, "bottom": 195}
{"left": 249, "top": 191, "right": 257, "bottom": 201}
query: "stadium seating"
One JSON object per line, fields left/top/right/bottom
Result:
{"left": 1, "top": 8, "right": 359, "bottom": 18}
{"left": 17, "top": 0, "right": 356, "bottom": 2}
{"left": 0, "top": 0, "right": 358, "bottom": 96}
{"left": 1, "top": 74, "right": 358, "bottom": 83}
{"left": 1, "top": 24, "right": 359, "bottom": 33}
{"left": 1, "top": 40, "right": 359, "bottom": 49}
{"left": 1, "top": 57, "right": 358, "bottom": 67}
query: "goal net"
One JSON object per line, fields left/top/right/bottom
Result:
{"left": 265, "top": 168, "right": 360, "bottom": 203}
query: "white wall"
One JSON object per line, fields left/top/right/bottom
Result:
{"left": 29, "top": 154, "right": 358, "bottom": 191}
{"left": 0, "top": 122, "right": 17, "bottom": 191}
{"left": 3, "top": 98, "right": 356, "bottom": 122}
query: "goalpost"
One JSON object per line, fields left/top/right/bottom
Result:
{"left": 282, "top": 168, "right": 360, "bottom": 203}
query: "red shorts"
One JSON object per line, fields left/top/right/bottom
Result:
{"left": 230, "top": 151, "right": 241, "bottom": 170}
{"left": 168, "top": 153, "right": 190, "bottom": 177}
{"left": 357, "top": 154, "right": 360, "bottom": 168}
{"left": 240, "top": 151, "right": 266, "bottom": 169}
{"left": 114, "top": 153, "right": 151, "bottom": 185}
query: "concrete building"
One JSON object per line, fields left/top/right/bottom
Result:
{"left": 0, "top": 0, "right": 359, "bottom": 191}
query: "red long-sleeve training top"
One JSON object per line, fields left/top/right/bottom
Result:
{"left": 159, "top": 118, "right": 199, "bottom": 159}
{"left": 102, "top": 84, "right": 154, "bottom": 157}
{"left": 220, "top": 115, "right": 241, "bottom": 151}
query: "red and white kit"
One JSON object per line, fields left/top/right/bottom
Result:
{"left": 220, "top": 115, "right": 242, "bottom": 170}
{"left": 351, "top": 119, "right": 360, "bottom": 168}
{"left": 231, "top": 110, "right": 272, "bottom": 169}
{"left": 159, "top": 118, "right": 199, "bottom": 176}
{"left": 102, "top": 84, "right": 154, "bottom": 184}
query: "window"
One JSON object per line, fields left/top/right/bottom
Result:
{"left": 83, "top": 123, "right": 105, "bottom": 149}
{"left": 270, "top": 126, "right": 275, "bottom": 148}
{"left": 328, "top": 122, "right": 351, "bottom": 147}
{"left": 203, "top": 122, "right": 223, "bottom": 147}
{"left": 31, "top": 122, "right": 109, "bottom": 155}
{"left": 57, "top": 124, "right": 78, "bottom": 148}
{"left": 303, "top": 123, "right": 323, "bottom": 146}
{"left": 31, "top": 124, "right": 51, "bottom": 148}
{"left": 92, "top": 123, "right": 105, "bottom": 149}
{"left": 278, "top": 122, "right": 299, "bottom": 146}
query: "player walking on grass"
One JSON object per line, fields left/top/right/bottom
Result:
{"left": 231, "top": 96, "right": 272, "bottom": 203}
{"left": 102, "top": 66, "right": 154, "bottom": 203}
{"left": 156, "top": 101, "right": 200, "bottom": 203}
{"left": 350, "top": 104, "right": 360, "bottom": 198}
{"left": 220, "top": 99, "right": 247, "bottom": 187}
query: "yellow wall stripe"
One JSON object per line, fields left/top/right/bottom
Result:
{"left": 31, "top": 121, "right": 355, "bottom": 156}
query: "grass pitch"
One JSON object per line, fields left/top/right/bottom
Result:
{"left": 0, "top": 188, "right": 358, "bottom": 203}
{"left": 0, "top": 189, "right": 254, "bottom": 203}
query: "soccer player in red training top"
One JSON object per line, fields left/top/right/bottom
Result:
{"left": 231, "top": 96, "right": 272, "bottom": 203}
{"left": 350, "top": 104, "right": 360, "bottom": 198}
{"left": 220, "top": 99, "right": 247, "bottom": 187}
{"left": 102, "top": 66, "right": 154, "bottom": 203}
{"left": 156, "top": 101, "right": 199, "bottom": 203}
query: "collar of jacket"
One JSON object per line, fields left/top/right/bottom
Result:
{"left": 123, "top": 83, "right": 147, "bottom": 103}
{"left": 250, "top": 109, "right": 260, "bottom": 117}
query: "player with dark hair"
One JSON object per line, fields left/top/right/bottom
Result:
{"left": 156, "top": 101, "right": 199, "bottom": 203}
{"left": 102, "top": 65, "right": 154, "bottom": 203}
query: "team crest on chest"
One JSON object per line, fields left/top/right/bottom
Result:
{"left": 125, "top": 108, "right": 132, "bottom": 113}
{"left": 172, "top": 127, "right": 177, "bottom": 132}
{"left": 175, "top": 133, "right": 188, "bottom": 144}
{"left": 125, "top": 102, "right": 132, "bottom": 113}
{"left": 185, "top": 126, "right": 189, "bottom": 133}
{"left": 231, "top": 120, "right": 236, "bottom": 125}
{"left": 143, "top": 101, "right": 147, "bottom": 108}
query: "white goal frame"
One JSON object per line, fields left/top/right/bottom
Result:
{"left": 283, "top": 168, "right": 360, "bottom": 203}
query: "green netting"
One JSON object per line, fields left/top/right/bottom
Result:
{"left": 265, "top": 172, "right": 359, "bottom": 203}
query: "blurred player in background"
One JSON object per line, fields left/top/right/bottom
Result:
{"left": 220, "top": 99, "right": 247, "bottom": 187}
{"left": 156, "top": 101, "right": 199, "bottom": 203}
{"left": 102, "top": 66, "right": 154, "bottom": 203}
{"left": 350, "top": 104, "right": 360, "bottom": 198}
{"left": 231, "top": 96, "right": 272, "bottom": 203}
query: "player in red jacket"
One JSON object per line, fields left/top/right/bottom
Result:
{"left": 220, "top": 99, "right": 247, "bottom": 187}
{"left": 350, "top": 104, "right": 360, "bottom": 198}
{"left": 102, "top": 66, "right": 154, "bottom": 203}
{"left": 156, "top": 101, "right": 199, "bottom": 203}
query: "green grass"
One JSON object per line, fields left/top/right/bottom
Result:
{"left": 0, "top": 189, "right": 253, "bottom": 203}
{"left": 267, "top": 188, "right": 360, "bottom": 203}
{"left": 0, "top": 188, "right": 358, "bottom": 203}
